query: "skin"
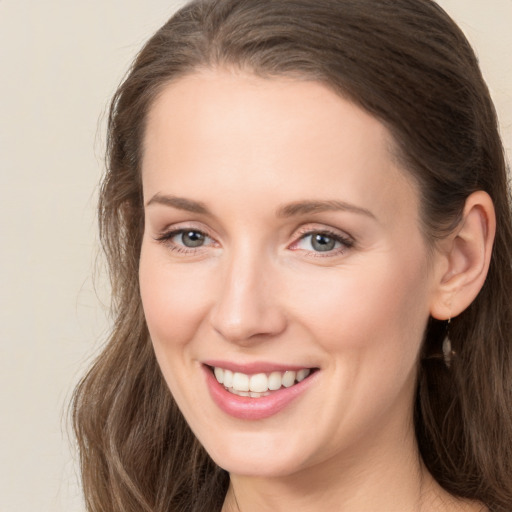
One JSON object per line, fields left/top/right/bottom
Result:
{"left": 139, "top": 69, "right": 492, "bottom": 511}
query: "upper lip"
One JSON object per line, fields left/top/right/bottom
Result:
{"left": 203, "top": 360, "right": 316, "bottom": 374}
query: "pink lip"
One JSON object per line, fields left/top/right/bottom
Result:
{"left": 203, "top": 359, "right": 311, "bottom": 374}
{"left": 202, "top": 364, "right": 318, "bottom": 420}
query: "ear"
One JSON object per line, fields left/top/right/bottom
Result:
{"left": 430, "top": 191, "right": 496, "bottom": 320}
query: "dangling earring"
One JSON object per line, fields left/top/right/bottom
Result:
{"left": 442, "top": 318, "right": 454, "bottom": 368}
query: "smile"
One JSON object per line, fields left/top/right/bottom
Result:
{"left": 213, "top": 367, "right": 312, "bottom": 397}
{"left": 203, "top": 363, "right": 318, "bottom": 420}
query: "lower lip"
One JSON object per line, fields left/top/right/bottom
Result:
{"left": 203, "top": 366, "right": 318, "bottom": 420}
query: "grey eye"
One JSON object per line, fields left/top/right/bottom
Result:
{"left": 180, "top": 230, "right": 206, "bottom": 247}
{"left": 310, "top": 233, "right": 337, "bottom": 252}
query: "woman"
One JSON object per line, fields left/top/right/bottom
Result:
{"left": 72, "top": 0, "right": 512, "bottom": 510}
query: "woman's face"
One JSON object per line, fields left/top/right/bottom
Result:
{"left": 139, "top": 70, "right": 441, "bottom": 477}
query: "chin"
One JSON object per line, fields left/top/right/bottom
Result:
{"left": 197, "top": 427, "right": 315, "bottom": 478}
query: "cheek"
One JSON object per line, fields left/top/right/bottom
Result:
{"left": 282, "top": 256, "right": 430, "bottom": 447}
{"left": 139, "top": 243, "right": 211, "bottom": 350}
{"left": 287, "top": 255, "right": 430, "bottom": 361}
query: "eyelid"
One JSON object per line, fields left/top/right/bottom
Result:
{"left": 289, "top": 224, "right": 355, "bottom": 255}
{"left": 153, "top": 223, "right": 218, "bottom": 254}
{"left": 293, "top": 223, "right": 354, "bottom": 242}
{"left": 151, "top": 221, "right": 354, "bottom": 256}
{"left": 154, "top": 220, "right": 214, "bottom": 240}
{"left": 155, "top": 227, "right": 210, "bottom": 243}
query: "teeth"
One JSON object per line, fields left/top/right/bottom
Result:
{"left": 282, "top": 370, "right": 296, "bottom": 388}
{"left": 232, "top": 372, "right": 249, "bottom": 392}
{"left": 214, "top": 367, "right": 224, "bottom": 384}
{"left": 250, "top": 391, "right": 269, "bottom": 398}
{"left": 268, "top": 371, "right": 282, "bottom": 391}
{"left": 213, "top": 367, "right": 311, "bottom": 395}
{"left": 296, "top": 368, "right": 309, "bottom": 382}
{"left": 228, "top": 389, "right": 271, "bottom": 398}
{"left": 249, "top": 373, "right": 268, "bottom": 392}
{"left": 223, "top": 369, "right": 233, "bottom": 388}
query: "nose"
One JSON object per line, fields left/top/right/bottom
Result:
{"left": 209, "top": 248, "right": 287, "bottom": 345}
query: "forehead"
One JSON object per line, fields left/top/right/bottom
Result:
{"left": 144, "top": 69, "right": 390, "bottom": 164}
{"left": 142, "top": 69, "right": 419, "bottom": 227}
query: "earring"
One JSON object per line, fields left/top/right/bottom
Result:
{"left": 442, "top": 319, "right": 454, "bottom": 368}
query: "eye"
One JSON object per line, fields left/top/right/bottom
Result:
{"left": 291, "top": 229, "right": 353, "bottom": 255}
{"left": 175, "top": 230, "right": 207, "bottom": 248}
{"left": 155, "top": 228, "right": 215, "bottom": 252}
{"left": 304, "top": 233, "right": 338, "bottom": 252}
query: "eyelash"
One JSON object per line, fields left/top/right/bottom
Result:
{"left": 154, "top": 226, "right": 354, "bottom": 257}
{"left": 290, "top": 227, "right": 354, "bottom": 257}
{"left": 155, "top": 228, "right": 215, "bottom": 254}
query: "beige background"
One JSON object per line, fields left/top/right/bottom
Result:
{"left": 0, "top": 1, "right": 510, "bottom": 511}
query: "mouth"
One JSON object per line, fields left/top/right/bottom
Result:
{"left": 202, "top": 361, "right": 319, "bottom": 419}
{"left": 202, "top": 363, "right": 319, "bottom": 420}
{"left": 209, "top": 365, "right": 316, "bottom": 398}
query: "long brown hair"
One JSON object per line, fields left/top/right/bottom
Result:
{"left": 72, "top": 1, "right": 512, "bottom": 510}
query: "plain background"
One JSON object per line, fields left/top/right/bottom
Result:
{"left": 0, "top": 1, "right": 510, "bottom": 511}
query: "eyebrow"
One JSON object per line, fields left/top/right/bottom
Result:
{"left": 276, "top": 200, "right": 376, "bottom": 220}
{"left": 146, "top": 194, "right": 375, "bottom": 220}
{"left": 146, "top": 194, "right": 210, "bottom": 214}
